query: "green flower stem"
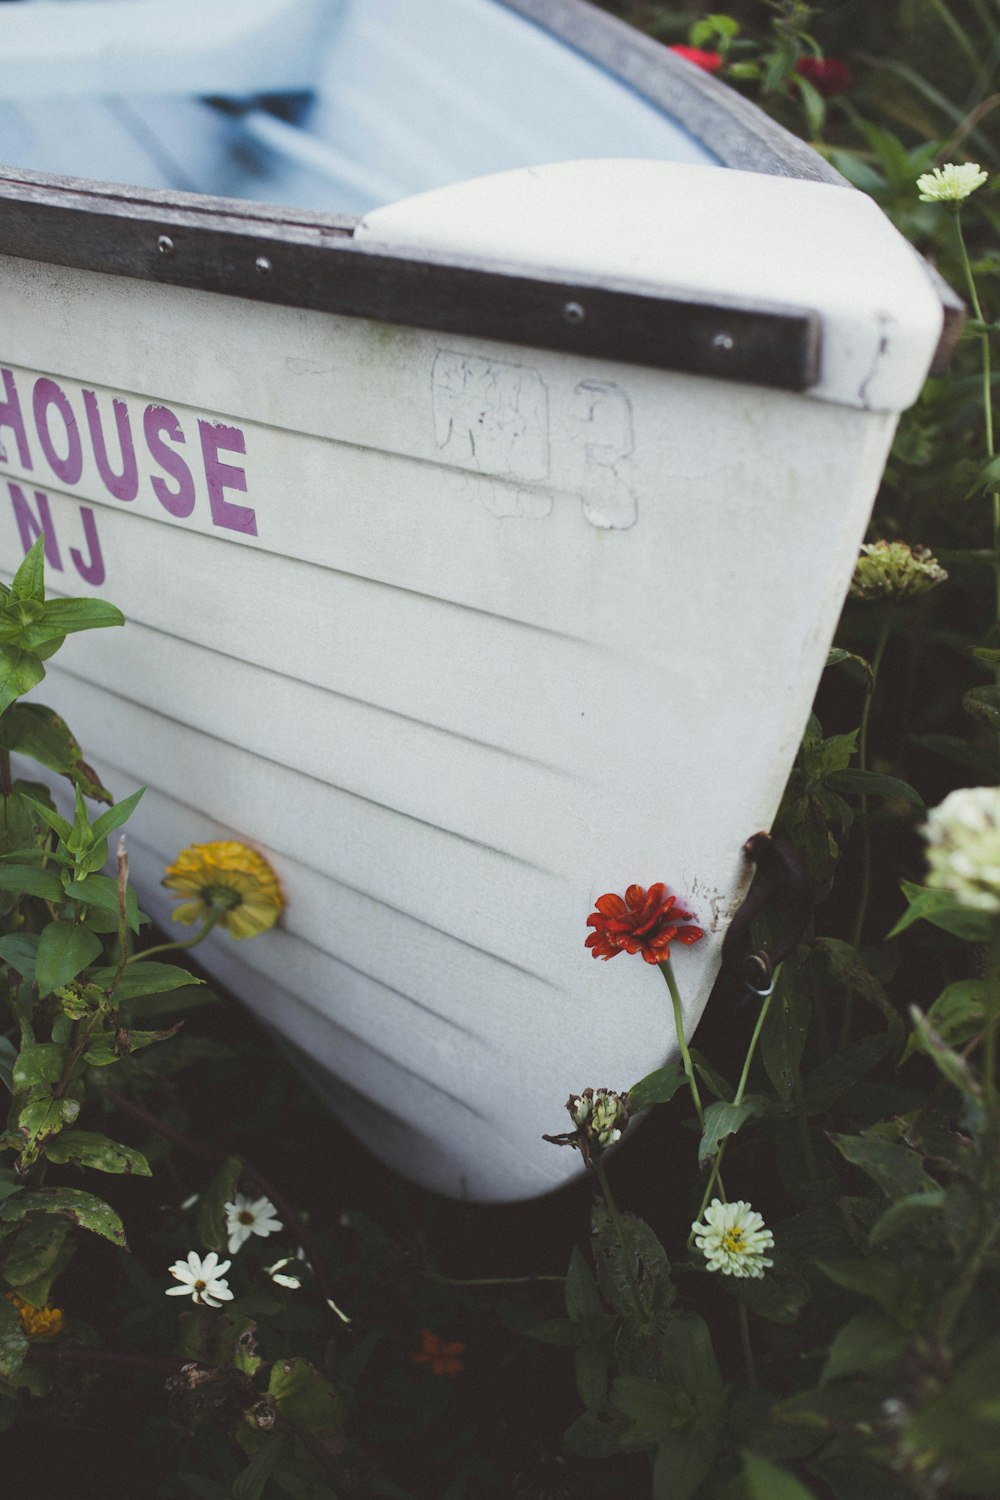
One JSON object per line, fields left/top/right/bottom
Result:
{"left": 127, "top": 912, "right": 221, "bottom": 963}
{"left": 0, "top": 748, "right": 10, "bottom": 797}
{"left": 926, "top": 0, "right": 986, "bottom": 72}
{"left": 985, "top": 933, "right": 1000, "bottom": 1111}
{"left": 849, "top": 614, "right": 892, "bottom": 960}
{"left": 659, "top": 960, "right": 705, "bottom": 1127}
{"left": 738, "top": 1301, "right": 757, "bottom": 1390}
{"left": 428, "top": 1271, "right": 565, "bottom": 1288}
{"left": 593, "top": 1155, "right": 647, "bottom": 1323}
{"left": 953, "top": 209, "right": 1000, "bottom": 635}
{"left": 693, "top": 978, "right": 777, "bottom": 1227}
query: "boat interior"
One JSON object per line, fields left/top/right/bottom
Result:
{"left": 0, "top": 0, "right": 719, "bottom": 215}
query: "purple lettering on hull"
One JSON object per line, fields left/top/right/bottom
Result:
{"left": 199, "top": 420, "right": 257, "bottom": 536}
{"left": 84, "top": 390, "right": 139, "bottom": 502}
{"left": 0, "top": 369, "right": 32, "bottom": 469}
{"left": 9, "top": 483, "right": 63, "bottom": 570}
{"left": 32, "top": 379, "right": 83, "bottom": 486}
{"left": 144, "top": 404, "right": 196, "bottom": 517}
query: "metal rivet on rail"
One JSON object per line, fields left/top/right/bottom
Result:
{"left": 562, "top": 301, "right": 585, "bottom": 327}
{"left": 157, "top": 235, "right": 174, "bottom": 256}
{"left": 712, "top": 332, "right": 735, "bottom": 352}
{"left": 255, "top": 256, "right": 273, "bottom": 275}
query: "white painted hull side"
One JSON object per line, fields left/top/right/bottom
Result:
{"left": 0, "top": 226, "right": 909, "bottom": 1198}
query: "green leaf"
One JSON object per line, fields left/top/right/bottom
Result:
{"left": 826, "top": 647, "right": 872, "bottom": 681}
{"left": 232, "top": 1436, "right": 286, "bottom": 1500}
{"left": 564, "top": 1409, "right": 629, "bottom": 1458}
{"left": 33, "top": 597, "right": 123, "bottom": 638}
{"left": 725, "top": 1270, "right": 811, "bottom": 1326}
{"left": 902, "top": 979, "right": 985, "bottom": 1062}
{"left": 0, "top": 864, "right": 64, "bottom": 901}
{"left": 565, "top": 1244, "right": 607, "bottom": 1331}
{"left": 0, "top": 1187, "right": 127, "bottom": 1248}
{"left": 83, "top": 1022, "right": 182, "bottom": 1066}
{"left": 592, "top": 1201, "right": 673, "bottom": 1321}
{"left": 904, "top": 1334, "right": 1000, "bottom": 1493}
{"left": 743, "top": 1451, "right": 819, "bottom": 1499}
{"left": 963, "top": 453, "right": 1000, "bottom": 498}
{"left": 816, "top": 1257, "right": 910, "bottom": 1320}
{"left": 825, "top": 769, "right": 924, "bottom": 807}
{"left": 801, "top": 1033, "right": 891, "bottom": 1114}
{"left": 2, "top": 1215, "right": 72, "bottom": 1307}
{"left": 525, "top": 1318, "right": 578, "bottom": 1346}
{"left": 811, "top": 938, "right": 905, "bottom": 1049}
{"left": 890, "top": 881, "right": 997, "bottom": 942}
{"left": 576, "top": 1338, "right": 610, "bottom": 1413}
{"left": 64, "top": 874, "right": 141, "bottom": 934}
{"left": 628, "top": 1062, "right": 687, "bottom": 1113}
{"left": 17, "top": 794, "right": 72, "bottom": 845}
{"left": 121, "top": 984, "right": 216, "bottom": 1021}
{"left": 698, "top": 1096, "right": 769, "bottom": 1164}
{"left": 907, "top": 1006, "right": 980, "bottom": 1095}
{"left": 0, "top": 645, "right": 45, "bottom": 716}
{"left": 267, "top": 1358, "right": 345, "bottom": 1440}
{"left": 12, "top": 1043, "right": 67, "bottom": 1091}
{"left": 44, "top": 1130, "right": 151, "bottom": 1176}
{"left": 652, "top": 1426, "right": 721, "bottom": 1500}
{"left": 613, "top": 1373, "right": 688, "bottom": 1449}
{"left": 662, "top": 1312, "right": 724, "bottom": 1407}
{"left": 90, "top": 961, "right": 200, "bottom": 1002}
{"left": 0, "top": 934, "right": 38, "bottom": 980}
{"left": 196, "top": 1156, "right": 243, "bottom": 1253}
{"left": 89, "top": 787, "right": 144, "bottom": 842}
{"left": 34, "top": 920, "right": 103, "bottom": 996}
{"left": 762, "top": 964, "right": 811, "bottom": 1103}
{"left": 869, "top": 1189, "right": 946, "bottom": 1245}
{"left": 822, "top": 1310, "right": 910, "bottom": 1383}
{"left": 0, "top": 704, "right": 111, "bottom": 803}
{"left": 0, "top": 1293, "right": 29, "bottom": 1381}
{"left": 10, "top": 536, "right": 45, "bottom": 603}
{"left": 0, "top": 1036, "right": 15, "bottom": 1093}
{"left": 829, "top": 1133, "right": 938, "bottom": 1201}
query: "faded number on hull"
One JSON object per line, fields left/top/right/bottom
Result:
{"left": 431, "top": 352, "right": 637, "bottom": 530}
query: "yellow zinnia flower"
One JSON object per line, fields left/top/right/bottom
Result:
{"left": 163, "top": 841, "right": 283, "bottom": 939}
{"left": 6, "top": 1291, "right": 64, "bottom": 1338}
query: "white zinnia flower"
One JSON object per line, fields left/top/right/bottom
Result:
{"left": 224, "top": 1193, "right": 283, "bottom": 1254}
{"left": 916, "top": 162, "right": 988, "bottom": 203}
{"left": 692, "top": 1199, "right": 774, "bottom": 1279}
{"left": 924, "top": 786, "right": 1000, "bottom": 913}
{"left": 165, "top": 1250, "right": 234, "bottom": 1307}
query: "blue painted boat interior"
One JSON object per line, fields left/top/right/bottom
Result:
{"left": 0, "top": 0, "right": 720, "bottom": 214}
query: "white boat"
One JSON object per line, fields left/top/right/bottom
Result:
{"left": 0, "top": 0, "right": 950, "bottom": 1199}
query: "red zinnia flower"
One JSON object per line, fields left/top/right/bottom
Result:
{"left": 669, "top": 45, "right": 723, "bottom": 74}
{"left": 410, "top": 1328, "right": 465, "bottom": 1377}
{"left": 794, "top": 56, "right": 853, "bottom": 98}
{"left": 586, "top": 883, "right": 704, "bottom": 965}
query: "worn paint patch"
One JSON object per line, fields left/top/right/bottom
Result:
{"left": 571, "top": 380, "right": 637, "bottom": 531}
{"left": 432, "top": 350, "right": 549, "bottom": 483}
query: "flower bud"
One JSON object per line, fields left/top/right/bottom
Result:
{"left": 849, "top": 541, "right": 947, "bottom": 602}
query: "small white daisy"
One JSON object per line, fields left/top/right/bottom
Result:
{"left": 224, "top": 1193, "right": 283, "bottom": 1255}
{"left": 692, "top": 1198, "right": 775, "bottom": 1279}
{"left": 916, "top": 162, "right": 988, "bottom": 204}
{"left": 165, "top": 1250, "right": 234, "bottom": 1307}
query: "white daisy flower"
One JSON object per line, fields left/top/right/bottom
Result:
{"left": 916, "top": 162, "right": 988, "bottom": 203}
{"left": 924, "top": 786, "right": 1000, "bottom": 913}
{"left": 692, "top": 1198, "right": 775, "bottom": 1279}
{"left": 165, "top": 1250, "right": 234, "bottom": 1307}
{"left": 224, "top": 1193, "right": 283, "bottom": 1254}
